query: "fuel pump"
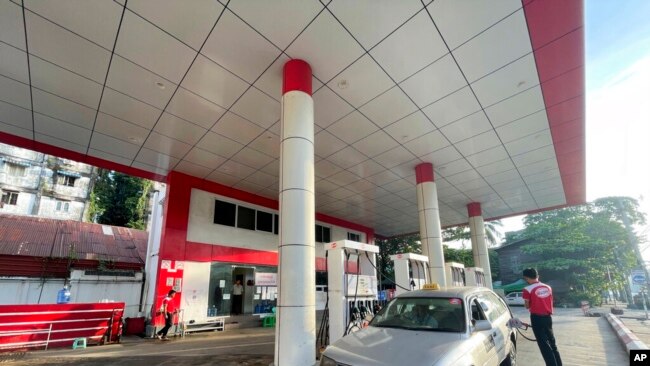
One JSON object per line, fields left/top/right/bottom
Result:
{"left": 465, "top": 267, "right": 486, "bottom": 287}
{"left": 389, "top": 253, "right": 429, "bottom": 296}
{"left": 445, "top": 262, "right": 466, "bottom": 287}
{"left": 325, "top": 240, "right": 379, "bottom": 345}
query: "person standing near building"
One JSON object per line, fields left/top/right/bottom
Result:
{"left": 232, "top": 280, "right": 244, "bottom": 315}
{"left": 522, "top": 268, "right": 562, "bottom": 366}
{"left": 156, "top": 290, "right": 176, "bottom": 341}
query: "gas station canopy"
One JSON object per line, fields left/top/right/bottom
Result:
{"left": 0, "top": 0, "right": 584, "bottom": 237}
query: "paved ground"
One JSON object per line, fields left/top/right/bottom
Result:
{"left": 1, "top": 308, "right": 629, "bottom": 366}
{"left": 511, "top": 307, "right": 629, "bottom": 366}
{"left": 617, "top": 307, "right": 650, "bottom": 346}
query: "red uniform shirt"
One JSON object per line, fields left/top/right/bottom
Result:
{"left": 522, "top": 281, "right": 553, "bottom": 315}
{"left": 162, "top": 296, "right": 176, "bottom": 313}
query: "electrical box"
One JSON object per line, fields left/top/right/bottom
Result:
{"left": 445, "top": 262, "right": 466, "bottom": 287}
{"left": 389, "top": 253, "right": 429, "bottom": 296}
{"left": 465, "top": 267, "right": 486, "bottom": 287}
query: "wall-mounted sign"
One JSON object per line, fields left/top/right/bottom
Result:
{"left": 255, "top": 272, "right": 277, "bottom": 286}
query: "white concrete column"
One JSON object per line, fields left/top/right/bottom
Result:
{"left": 415, "top": 163, "right": 446, "bottom": 286}
{"left": 468, "top": 203, "right": 492, "bottom": 288}
{"left": 275, "top": 59, "right": 315, "bottom": 366}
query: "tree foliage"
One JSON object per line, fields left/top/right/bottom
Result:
{"left": 515, "top": 196, "right": 646, "bottom": 305}
{"left": 88, "top": 169, "right": 153, "bottom": 229}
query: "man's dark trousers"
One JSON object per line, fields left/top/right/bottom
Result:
{"left": 158, "top": 313, "right": 173, "bottom": 337}
{"left": 531, "top": 314, "right": 562, "bottom": 366}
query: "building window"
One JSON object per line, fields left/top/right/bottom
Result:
{"left": 55, "top": 200, "right": 70, "bottom": 213}
{"left": 510, "top": 255, "right": 520, "bottom": 274}
{"left": 5, "top": 163, "right": 26, "bottom": 177}
{"left": 1, "top": 191, "right": 19, "bottom": 205}
{"left": 256, "top": 210, "right": 273, "bottom": 233}
{"left": 214, "top": 200, "right": 236, "bottom": 226}
{"left": 237, "top": 206, "right": 256, "bottom": 230}
{"left": 57, "top": 175, "right": 77, "bottom": 187}
{"left": 316, "top": 225, "right": 331, "bottom": 243}
{"left": 347, "top": 232, "right": 361, "bottom": 242}
{"left": 274, "top": 214, "right": 279, "bottom": 235}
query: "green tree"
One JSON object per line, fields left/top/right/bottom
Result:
{"left": 88, "top": 169, "right": 153, "bottom": 229}
{"left": 517, "top": 196, "right": 645, "bottom": 305}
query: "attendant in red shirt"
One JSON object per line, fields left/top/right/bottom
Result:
{"left": 156, "top": 290, "right": 177, "bottom": 341}
{"left": 523, "top": 268, "right": 562, "bottom": 366}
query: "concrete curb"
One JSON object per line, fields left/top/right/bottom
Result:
{"left": 605, "top": 313, "right": 649, "bottom": 352}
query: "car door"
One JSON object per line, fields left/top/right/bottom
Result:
{"left": 505, "top": 293, "right": 516, "bottom": 305}
{"left": 481, "top": 292, "right": 511, "bottom": 364}
{"left": 468, "top": 297, "right": 499, "bottom": 366}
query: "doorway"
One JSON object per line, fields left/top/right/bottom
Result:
{"left": 232, "top": 267, "right": 255, "bottom": 315}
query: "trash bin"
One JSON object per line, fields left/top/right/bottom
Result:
{"left": 124, "top": 317, "right": 145, "bottom": 335}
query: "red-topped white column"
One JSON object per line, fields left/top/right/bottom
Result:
{"left": 415, "top": 163, "right": 446, "bottom": 286}
{"left": 275, "top": 59, "right": 315, "bottom": 366}
{"left": 468, "top": 202, "right": 492, "bottom": 288}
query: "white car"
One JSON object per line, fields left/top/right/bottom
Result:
{"left": 321, "top": 286, "right": 516, "bottom": 366}
{"left": 504, "top": 292, "right": 525, "bottom": 306}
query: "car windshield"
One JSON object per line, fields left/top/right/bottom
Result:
{"left": 370, "top": 297, "right": 465, "bottom": 332}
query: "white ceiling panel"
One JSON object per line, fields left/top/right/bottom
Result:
{"left": 422, "top": 86, "right": 481, "bottom": 128}
{"left": 373, "top": 146, "right": 416, "bottom": 169}
{"left": 328, "top": 146, "right": 368, "bottom": 169}
{"left": 35, "top": 132, "right": 86, "bottom": 154}
{"left": 260, "top": 159, "right": 280, "bottom": 177}
{"left": 26, "top": 11, "right": 110, "bottom": 84}
{"left": 230, "top": 87, "right": 280, "bottom": 128}
{"left": 231, "top": 147, "right": 274, "bottom": 169}
{"left": 181, "top": 55, "right": 249, "bottom": 109}
{"left": 420, "top": 145, "right": 462, "bottom": 166}
{"left": 167, "top": 88, "right": 225, "bottom": 129}
{"left": 116, "top": 11, "right": 196, "bottom": 84}
{"left": 370, "top": 11, "right": 447, "bottom": 82}
{"left": 496, "top": 109, "right": 549, "bottom": 143}
{"left": 131, "top": 161, "right": 168, "bottom": 176}
{"left": 254, "top": 54, "right": 290, "bottom": 101}
{"left": 219, "top": 159, "right": 256, "bottom": 178}
{"left": 485, "top": 85, "right": 545, "bottom": 128}
{"left": 455, "top": 130, "right": 501, "bottom": 157}
{"left": 436, "top": 158, "right": 472, "bottom": 177}
{"left": 31, "top": 89, "right": 95, "bottom": 130}
{"left": 511, "top": 145, "right": 556, "bottom": 167}
{"left": 286, "top": 11, "right": 364, "bottom": 81}
{"left": 403, "top": 129, "right": 449, "bottom": 157}
{"left": 327, "top": 111, "right": 378, "bottom": 144}
{"left": 212, "top": 112, "right": 264, "bottom": 145}
{"left": 450, "top": 175, "right": 486, "bottom": 190}
{"left": 313, "top": 87, "right": 354, "bottom": 128}
{"left": 471, "top": 53, "right": 539, "bottom": 107}
{"left": 184, "top": 147, "right": 227, "bottom": 170}
{"left": 135, "top": 147, "right": 179, "bottom": 170}
{"left": 329, "top": 0, "right": 422, "bottom": 49}
{"left": 0, "top": 1, "right": 26, "bottom": 50}
{"left": 353, "top": 130, "right": 399, "bottom": 158}
{"left": 517, "top": 158, "right": 559, "bottom": 177}
{"left": 484, "top": 169, "right": 521, "bottom": 186}
{"left": 245, "top": 170, "right": 277, "bottom": 188}
{"left": 126, "top": 0, "right": 223, "bottom": 50}
{"left": 0, "top": 100, "right": 31, "bottom": 130}
{"left": 439, "top": 111, "right": 491, "bottom": 143}
{"left": 315, "top": 179, "right": 340, "bottom": 194}
{"left": 384, "top": 111, "right": 436, "bottom": 143}
{"left": 475, "top": 158, "right": 516, "bottom": 177}
{"left": 248, "top": 131, "right": 281, "bottom": 159}
{"left": 314, "top": 130, "right": 347, "bottom": 158}
{"left": 465, "top": 145, "right": 509, "bottom": 168}
{"left": 328, "top": 187, "right": 356, "bottom": 200}
{"left": 0, "top": 43, "right": 29, "bottom": 84}
{"left": 229, "top": 0, "right": 323, "bottom": 50}
{"left": 347, "top": 179, "right": 376, "bottom": 194}
{"left": 315, "top": 159, "right": 343, "bottom": 178}
{"left": 94, "top": 112, "right": 149, "bottom": 145}
{"left": 0, "top": 75, "right": 28, "bottom": 110}
{"left": 90, "top": 132, "right": 141, "bottom": 160}
{"left": 505, "top": 129, "right": 553, "bottom": 156}
{"left": 391, "top": 159, "right": 420, "bottom": 179}
{"left": 29, "top": 56, "right": 102, "bottom": 109}
{"left": 154, "top": 113, "right": 207, "bottom": 145}
{"left": 144, "top": 131, "right": 192, "bottom": 158}
{"left": 327, "top": 55, "right": 394, "bottom": 108}
{"left": 99, "top": 88, "right": 161, "bottom": 129}
{"left": 359, "top": 86, "right": 417, "bottom": 128}
{"left": 206, "top": 170, "right": 241, "bottom": 186}
{"left": 400, "top": 54, "right": 466, "bottom": 108}
{"left": 347, "top": 159, "right": 385, "bottom": 178}
{"left": 106, "top": 55, "right": 176, "bottom": 110}
{"left": 34, "top": 113, "right": 91, "bottom": 146}
{"left": 174, "top": 160, "right": 212, "bottom": 178}
{"left": 452, "top": 10, "right": 532, "bottom": 83}
{"left": 88, "top": 148, "right": 133, "bottom": 166}
{"left": 523, "top": 168, "right": 561, "bottom": 185}
{"left": 428, "top": 0, "right": 521, "bottom": 50}
{"left": 202, "top": 11, "right": 280, "bottom": 83}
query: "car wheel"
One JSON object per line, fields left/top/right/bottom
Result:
{"left": 501, "top": 341, "right": 516, "bottom": 366}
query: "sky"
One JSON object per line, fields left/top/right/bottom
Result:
{"left": 495, "top": 1, "right": 650, "bottom": 251}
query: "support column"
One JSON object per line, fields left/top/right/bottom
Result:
{"left": 468, "top": 203, "right": 493, "bottom": 289}
{"left": 275, "top": 59, "right": 315, "bottom": 366}
{"left": 415, "top": 163, "right": 446, "bottom": 286}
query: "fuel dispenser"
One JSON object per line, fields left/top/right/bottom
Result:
{"left": 445, "top": 262, "right": 466, "bottom": 287}
{"left": 325, "top": 240, "right": 379, "bottom": 345}
{"left": 465, "top": 267, "right": 487, "bottom": 287}
{"left": 389, "top": 253, "right": 429, "bottom": 296}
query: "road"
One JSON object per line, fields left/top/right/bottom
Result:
{"left": 3, "top": 308, "right": 628, "bottom": 366}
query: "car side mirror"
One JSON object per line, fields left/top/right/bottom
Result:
{"left": 473, "top": 320, "right": 492, "bottom": 332}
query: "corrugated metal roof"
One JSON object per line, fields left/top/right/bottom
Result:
{"left": 0, "top": 214, "right": 147, "bottom": 265}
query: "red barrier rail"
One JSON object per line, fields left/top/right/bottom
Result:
{"left": 0, "top": 303, "right": 124, "bottom": 352}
